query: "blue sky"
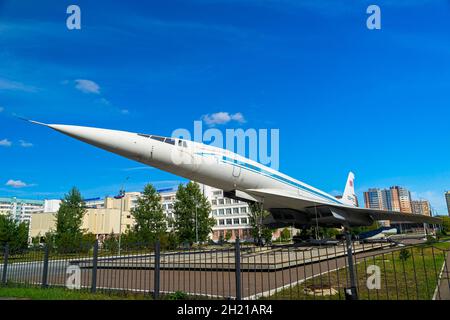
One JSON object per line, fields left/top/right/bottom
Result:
{"left": 0, "top": 0, "right": 449, "bottom": 214}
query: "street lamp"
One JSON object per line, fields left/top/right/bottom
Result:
{"left": 116, "top": 177, "right": 129, "bottom": 255}
{"left": 195, "top": 203, "right": 199, "bottom": 244}
{"left": 115, "top": 189, "right": 125, "bottom": 255}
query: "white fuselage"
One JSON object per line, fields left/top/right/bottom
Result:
{"left": 43, "top": 124, "right": 344, "bottom": 211}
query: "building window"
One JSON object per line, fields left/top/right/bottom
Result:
{"left": 226, "top": 208, "right": 232, "bottom": 215}
{"left": 226, "top": 219, "right": 232, "bottom": 225}
{"left": 219, "top": 209, "right": 224, "bottom": 215}
{"left": 212, "top": 199, "right": 217, "bottom": 205}
{"left": 213, "top": 191, "right": 222, "bottom": 196}
{"left": 240, "top": 207, "right": 247, "bottom": 213}
{"left": 233, "top": 208, "right": 239, "bottom": 214}
{"left": 233, "top": 199, "right": 239, "bottom": 204}
{"left": 219, "top": 199, "right": 224, "bottom": 205}
{"left": 225, "top": 198, "right": 231, "bottom": 204}
{"left": 233, "top": 218, "right": 240, "bottom": 225}
{"left": 241, "top": 218, "right": 248, "bottom": 224}
{"left": 168, "top": 204, "right": 173, "bottom": 209}
{"left": 219, "top": 219, "right": 225, "bottom": 225}
{"left": 212, "top": 210, "right": 217, "bottom": 216}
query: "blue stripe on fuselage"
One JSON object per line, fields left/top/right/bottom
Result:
{"left": 194, "top": 152, "right": 341, "bottom": 204}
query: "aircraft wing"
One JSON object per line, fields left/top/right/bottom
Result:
{"left": 244, "top": 188, "right": 442, "bottom": 227}
{"left": 329, "top": 205, "right": 442, "bottom": 224}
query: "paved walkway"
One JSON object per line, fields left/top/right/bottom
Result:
{"left": 435, "top": 251, "right": 450, "bottom": 300}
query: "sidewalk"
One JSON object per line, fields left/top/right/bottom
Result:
{"left": 434, "top": 251, "right": 450, "bottom": 300}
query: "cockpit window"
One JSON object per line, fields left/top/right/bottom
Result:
{"left": 138, "top": 133, "right": 180, "bottom": 146}
{"left": 151, "top": 136, "right": 165, "bottom": 142}
{"left": 165, "top": 138, "right": 175, "bottom": 145}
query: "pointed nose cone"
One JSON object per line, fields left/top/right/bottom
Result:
{"left": 34, "top": 121, "right": 147, "bottom": 161}
{"left": 46, "top": 124, "right": 114, "bottom": 147}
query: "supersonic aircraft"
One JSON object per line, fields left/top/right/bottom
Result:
{"left": 30, "top": 121, "right": 440, "bottom": 228}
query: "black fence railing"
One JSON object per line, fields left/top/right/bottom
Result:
{"left": 1, "top": 239, "right": 449, "bottom": 300}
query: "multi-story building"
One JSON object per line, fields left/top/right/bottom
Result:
{"left": 364, "top": 189, "right": 383, "bottom": 210}
{"left": 411, "top": 200, "right": 431, "bottom": 216}
{"left": 0, "top": 197, "right": 44, "bottom": 223}
{"left": 157, "top": 185, "right": 252, "bottom": 241}
{"left": 29, "top": 183, "right": 255, "bottom": 242}
{"left": 392, "top": 186, "right": 412, "bottom": 213}
{"left": 30, "top": 192, "right": 138, "bottom": 240}
{"left": 363, "top": 186, "right": 412, "bottom": 213}
{"left": 446, "top": 191, "right": 450, "bottom": 216}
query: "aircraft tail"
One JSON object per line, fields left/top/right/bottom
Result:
{"left": 341, "top": 172, "right": 357, "bottom": 206}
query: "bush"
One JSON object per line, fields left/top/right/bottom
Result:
{"left": 426, "top": 235, "right": 437, "bottom": 245}
{"left": 159, "top": 232, "right": 179, "bottom": 250}
{"left": 399, "top": 248, "right": 411, "bottom": 262}
{"left": 280, "top": 228, "right": 291, "bottom": 242}
{"left": 103, "top": 233, "right": 119, "bottom": 254}
{"left": 166, "top": 291, "right": 188, "bottom": 300}
{"left": 0, "top": 215, "right": 29, "bottom": 254}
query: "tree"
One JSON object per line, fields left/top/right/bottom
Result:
{"left": 441, "top": 216, "right": 450, "bottom": 234}
{"left": 280, "top": 228, "right": 291, "bottom": 242}
{"left": 399, "top": 248, "right": 411, "bottom": 262}
{"left": 0, "top": 214, "right": 29, "bottom": 254}
{"left": 54, "top": 187, "right": 87, "bottom": 252}
{"left": 173, "top": 182, "right": 215, "bottom": 244}
{"left": 248, "top": 202, "right": 273, "bottom": 245}
{"left": 103, "top": 232, "right": 119, "bottom": 253}
{"left": 225, "top": 230, "right": 232, "bottom": 242}
{"left": 131, "top": 183, "right": 167, "bottom": 244}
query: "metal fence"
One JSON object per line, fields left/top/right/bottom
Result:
{"left": 1, "top": 239, "right": 449, "bottom": 300}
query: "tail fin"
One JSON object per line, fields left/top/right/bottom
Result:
{"left": 341, "top": 172, "right": 357, "bottom": 206}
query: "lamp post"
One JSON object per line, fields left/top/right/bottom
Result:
{"left": 195, "top": 203, "right": 199, "bottom": 244}
{"left": 116, "top": 189, "right": 125, "bottom": 256}
{"left": 116, "top": 177, "right": 129, "bottom": 256}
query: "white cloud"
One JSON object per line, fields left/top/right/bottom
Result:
{"left": 19, "top": 140, "right": 33, "bottom": 148}
{"left": 0, "top": 78, "right": 38, "bottom": 92}
{"left": 0, "top": 139, "right": 12, "bottom": 147}
{"left": 0, "top": 106, "right": 4, "bottom": 112}
{"left": 74, "top": 79, "right": 100, "bottom": 94}
{"left": 230, "top": 112, "right": 245, "bottom": 123}
{"left": 202, "top": 112, "right": 246, "bottom": 126}
{"left": 5, "top": 179, "right": 28, "bottom": 188}
{"left": 121, "top": 109, "right": 130, "bottom": 115}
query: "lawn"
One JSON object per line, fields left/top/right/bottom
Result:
{"left": 0, "top": 285, "right": 153, "bottom": 300}
{"left": 267, "top": 243, "right": 449, "bottom": 300}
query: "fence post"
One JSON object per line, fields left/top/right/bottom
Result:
{"left": 41, "top": 244, "right": 49, "bottom": 288}
{"left": 153, "top": 240, "right": 160, "bottom": 299}
{"left": 2, "top": 243, "right": 9, "bottom": 286}
{"left": 235, "top": 237, "right": 242, "bottom": 300}
{"left": 344, "top": 228, "right": 358, "bottom": 300}
{"left": 91, "top": 240, "right": 99, "bottom": 293}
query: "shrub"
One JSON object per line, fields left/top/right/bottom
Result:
{"left": 399, "top": 248, "right": 411, "bottom": 262}
{"left": 167, "top": 291, "right": 188, "bottom": 300}
{"left": 280, "top": 228, "right": 291, "bottom": 242}
{"left": 426, "top": 235, "right": 437, "bottom": 245}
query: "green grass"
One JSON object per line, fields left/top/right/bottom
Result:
{"left": 0, "top": 285, "right": 153, "bottom": 300}
{"left": 267, "top": 245, "right": 449, "bottom": 300}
